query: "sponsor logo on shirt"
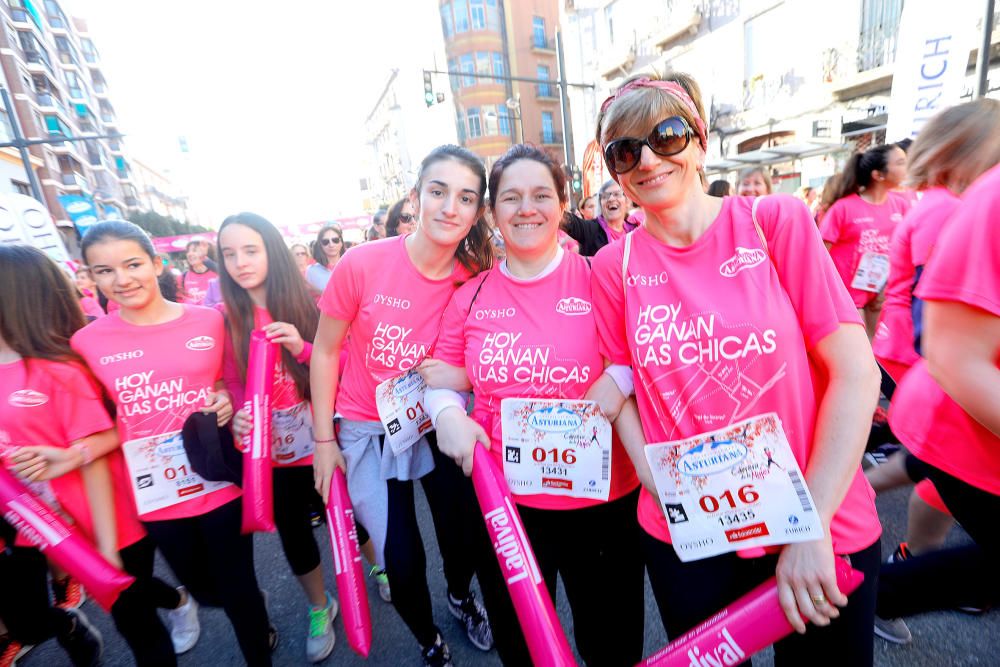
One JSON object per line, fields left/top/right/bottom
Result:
{"left": 719, "top": 247, "right": 767, "bottom": 278}
{"left": 373, "top": 294, "right": 411, "bottom": 310}
{"left": 555, "top": 297, "right": 592, "bottom": 316}
{"left": 474, "top": 307, "right": 516, "bottom": 320}
{"left": 100, "top": 349, "right": 145, "bottom": 365}
{"left": 625, "top": 271, "right": 669, "bottom": 287}
{"left": 185, "top": 336, "right": 215, "bottom": 351}
{"left": 8, "top": 390, "right": 48, "bottom": 408}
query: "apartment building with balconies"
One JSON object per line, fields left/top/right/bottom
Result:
{"left": 0, "top": 1, "right": 138, "bottom": 221}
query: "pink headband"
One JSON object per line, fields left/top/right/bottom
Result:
{"left": 600, "top": 78, "right": 708, "bottom": 149}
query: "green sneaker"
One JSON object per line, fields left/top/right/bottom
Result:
{"left": 370, "top": 566, "right": 391, "bottom": 603}
{"left": 305, "top": 592, "right": 338, "bottom": 663}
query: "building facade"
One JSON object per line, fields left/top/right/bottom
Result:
{"left": 0, "top": 1, "right": 138, "bottom": 222}
{"left": 439, "top": 0, "right": 567, "bottom": 166}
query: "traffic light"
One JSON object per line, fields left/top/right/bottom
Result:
{"left": 571, "top": 166, "right": 582, "bottom": 193}
{"left": 423, "top": 70, "right": 435, "bottom": 107}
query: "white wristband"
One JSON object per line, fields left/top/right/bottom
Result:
{"left": 603, "top": 364, "right": 635, "bottom": 398}
{"left": 426, "top": 388, "right": 469, "bottom": 429}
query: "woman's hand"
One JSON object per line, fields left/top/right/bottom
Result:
{"left": 313, "top": 440, "right": 347, "bottom": 504}
{"left": 775, "top": 535, "right": 847, "bottom": 633}
{"left": 436, "top": 407, "right": 489, "bottom": 476}
{"left": 202, "top": 391, "right": 233, "bottom": 427}
{"left": 416, "top": 359, "right": 472, "bottom": 392}
{"left": 231, "top": 408, "right": 251, "bottom": 451}
{"left": 264, "top": 321, "right": 304, "bottom": 358}
{"left": 7, "top": 446, "right": 84, "bottom": 482}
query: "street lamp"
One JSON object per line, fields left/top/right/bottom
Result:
{"left": 505, "top": 96, "right": 524, "bottom": 144}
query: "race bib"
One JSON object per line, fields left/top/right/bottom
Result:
{"left": 500, "top": 398, "right": 612, "bottom": 501}
{"left": 272, "top": 401, "right": 314, "bottom": 464}
{"left": 644, "top": 413, "right": 823, "bottom": 562}
{"left": 851, "top": 252, "right": 890, "bottom": 293}
{"left": 122, "top": 430, "right": 232, "bottom": 515}
{"left": 375, "top": 370, "right": 433, "bottom": 455}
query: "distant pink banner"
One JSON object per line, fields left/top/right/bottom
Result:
{"left": 152, "top": 216, "right": 372, "bottom": 253}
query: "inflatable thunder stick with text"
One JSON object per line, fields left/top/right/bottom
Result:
{"left": 0, "top": 466, "right": 135, "bottom": 610}
{"left": 326, "top": 467, "right": 372, "bottom": 657}
{"left": 471, "top": 444, "right": 577, "bottom": 667}
{"left": 240, "top": 330, "right": 278, "bottom": 533}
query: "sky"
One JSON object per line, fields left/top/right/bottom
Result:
{"left": 66, "top": 0, "right": 442, "bottom": 228}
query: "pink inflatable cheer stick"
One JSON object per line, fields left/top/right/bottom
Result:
{"left": 325, "top": 467, "right": 372, "bottom": 657}
{"left": 0, "top": 467, "right": 135, "bottom": 611}
{"left": 471, "top": 444, "right": 577, "bottom": 666}
{"left": 639, "top": 559, "right": 865, "bottom": 666}
{"left": 240, "top": 330, "right": 278, "bottom": 533}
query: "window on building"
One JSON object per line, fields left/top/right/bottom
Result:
{"left": 456, "top": 113, "right": 467, "bottom": 143}
{"left": 858, "top": 0, "right": 903, "bottom": 72}
{"left": 485, "top": 0, "right": 499, "bottom": 29}
{"left": 537, "top": 64, "right": 551, "bottom": 96}
{"left": 482, "top": 104, "right": 498, "bottom": 135}
{"left": 11, "top": 180, "right": 30, "bottom": 196}
{"left": 440, "top": 2, "right": 453, "bottom": 38}
{"left": 492, "top": 52, "right": 505, "bottom": 83}
{"left": 448, "top": 57, "right": 460, "bottom": 90}
{"left": 0, "top": 110, "right": 13, "bottom": 143}
{"left": 532, "top": 16, "right": 546, "bottom": 48}
{"left": 541, "top": 111, "right": 555, "bottom": 143}
{"left": 467, "top": 107, "right": 482, "bottom": 138}
{"left": 475, "top": 51, "right": 491, "bottom": 79}
{"left": 454, "top": 0, "right": 469, "bottom": 32}
{"left": 460, "top": 54, "right": 475, "bottom": 87}
{"left": 497, "top": 106, "right": 511, "bottom": 137}
{"left": 470, "top": 0, "right": 486, "bottom": 30}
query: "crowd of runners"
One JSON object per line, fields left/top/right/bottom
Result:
{"left": 1, "top": 71, "right": 998, "bottom": 667}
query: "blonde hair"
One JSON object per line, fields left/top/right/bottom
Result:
{"left": 596, "top": 72, "right": 707, "bottom": 148}
{"left": 906, "top": 98, "right": 1000, "bottom": 193}
{"left": 738, "top": 167, "right": 773, "bottom": 194}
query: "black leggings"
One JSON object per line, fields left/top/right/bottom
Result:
{"left": 517, "top": 488, "right": 645, "bottom": 666}
{"left": 643, "top": 532, "right": 881, "bottom": 667}
{"left": 111, "top": 536, "right": 181, "bottom": 667}
{"left": 273, "top": 466, "right": 322, "bottom": 576}
{"left": 0, "top": 542, "right": 72, "bottom": 646}
{"left": 143, "top": 498, "right": 271, "bottom": 667}
{"left": 878, "top": 460, "right": 1000, "bottom": 616}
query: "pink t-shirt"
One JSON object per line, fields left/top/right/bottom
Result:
{"left": 80, "top": 295, "right": 105, "bottom": 319}
{"left": 0, "top": 358, "right": 145, "bottom": 549}
{"left": 873, "top": 187, "right": 959, "bottom": 372}
{"left": 71, "top": 305, "right": 242, "bottom": 521}
{"left": 434, "top": 253, "right": 639, "bottom": 511}
{"left": 820, "top": 192, "right": 909, "bottom": 307}
{"left": 592, "top": 195, "right": 881, "bottom": 554}
{"left": 889, "top": 164, "right": 1000, "bottom": 495}
{"left": 222, "top": 306, "right": 314, "bottom": 467}
{"left": 180, "top": 269, "right": 218, "bottom": 306}
{"left": 318, "top": 235, "right": 472, "bottom": 421}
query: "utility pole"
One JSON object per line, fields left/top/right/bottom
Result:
{"left": 556, "top": 30, "right": 576, "bottom": 202}
{"left": 0, "top": 87, "right": 124, "bottom": 207}
{"left": 974, "top": 0, "right": 996, "bottom": 98}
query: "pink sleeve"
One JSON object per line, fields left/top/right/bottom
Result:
{"left": 433, "top": 286, "right": 473, "bottom": 367}
{"left": 221, "top": 330, "right": 245, "bottom": 409}
{"left": 295, "top": 341, "right": 313, "bottom": 364}
{"left": 54, "top": 364, "right": 115, "bottom": 443}
{"left": 758, "top": 195, "right": 863, "bottom": 348}
{"left": 818, "top": 198, "right": 844, "bottom": 245}
{"left": 317, "top": 254, "right": 361, "bottom": 321}
{"left": 590, "top": 243, "right": 632, "bottom": 365}
{"left": 917, "top": 178, "right": 1000, "bottom": 317}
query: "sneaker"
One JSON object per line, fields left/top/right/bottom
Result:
{"left": 886, "top": 542, "right": 912, "bottom": 564}
{"left": 447, "top": 591, "right": 493, "bottom": 651}
{"left": 305, "top": 592, "right": 338, "bottom": 663}
{"left": 309, "top": 510, "right": 324, "bottom": 528}
{"left": 262, "top": 590, "right": 279, "bottom": 652}
{"left": 370, "top": 566, "right": 391, "bottom": 603}
{"left": 166, "top": 587, "right": 200, "bottom": 654}
{"left": 0, "top": 636, "right": 32, "bottom": 667}
{"left": 52, "top": 576, "right": 86, "bottom": 610}
{"left": 57, "top": 608, "right": 103, "bottom": 667}
{"left": 874, "top": 616, "right": 912, "bottom": 645}
{"left": 421, "top": 633, "right": 453, "bottom": 667}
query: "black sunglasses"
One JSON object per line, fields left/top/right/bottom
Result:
{"left": 398, "top": 213, "right": 416, "bottom": 224}
{"left": 603, "top": 116, "right": 693, "bottom": 174}
{"left": 320, "top": 237, "right": 342, "bottom": 246}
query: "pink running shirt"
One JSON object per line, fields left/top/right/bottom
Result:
{"left": 592, "top": 195, "right": 881, "bottom": 554}
{"left": 180, "top": 269, "right": 218, "bottom": 305}
{"left": 0, "top": 358, "right": 145, "bottom": 548}
{"left": 318, "top": 235, "right": 472, "bottom": 421}
{"left": 434, "top": 252, "right": 640, "bottom": 510}
{"left": 71, "top": 305, "right": 242, "bottom": 521}
{"left": 820, "top": 192, "right": 909, "bottom": 307}
{"left": 889, "top": 164, "right": 1000, "bottom": 495}
{"left": 873, "top": 188, "right": 959, "bottom": 376}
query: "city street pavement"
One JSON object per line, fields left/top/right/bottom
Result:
{"left": 21, "top": 483, "right": 997, "bottom": 666}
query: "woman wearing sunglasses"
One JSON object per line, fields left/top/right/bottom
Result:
{"left": 386, "top": 197, "right": 419, "bottom": 238}
{"left": 306, "top": 224, "right": 346, "bottom": 294}
{"left": 590, "top": 73, "right": 882, "bottom": 665}
{"left": 562, "top": 180, "right": 639, "bottom": 256}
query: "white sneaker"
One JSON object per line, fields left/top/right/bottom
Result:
{"left": 166, "top": 587, "right": 200, "bottom": 654}
{"left": 305, "top": 592, "right": 338, "bottom": 663}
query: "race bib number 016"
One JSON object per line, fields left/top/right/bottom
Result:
{"left": 122, "top": 430, "right": 233, "bottom": 515}
{"left": 851, "top": 252, "right": 890, "bottom": 293}
{"left": 644, "top": 413, "right": 822, "bottom": 562}
{"left": 500, "top": 398, "right": 612, "bottom": 501}
{"left": 272, "top": 401, "right": 314, "bottom": 464}
{"left": 375, "top": 370, "right": 433, "bottom": 455}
